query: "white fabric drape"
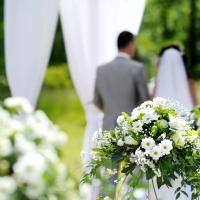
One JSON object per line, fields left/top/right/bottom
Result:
{"left": 60, "top": 0, "right": 146, "bottom": 165}
{"left": 5, "top": 0, "right": 146, "bottom": 161}
{"left": 5, "top": 0, "right": 59, "bottom": 106}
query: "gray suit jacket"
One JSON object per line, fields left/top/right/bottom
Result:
{"left": 94, "top": 56, "right": 149, "bottom": 130}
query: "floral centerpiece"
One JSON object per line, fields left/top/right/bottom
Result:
{"left": 83, "top": 98, "right": 200, "bottom": 199}
{"left": 0, "top": 97, "right": 68, "bottom": 200}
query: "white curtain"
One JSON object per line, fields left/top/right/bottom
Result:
{"left": 4, "top": 0, "right": 59, "bottom": 106}
{"left": 60, "top": 0, "right": 146, "bottom": 165}
{"left": 5, "top": 0, "right": 146, "bottom": 162}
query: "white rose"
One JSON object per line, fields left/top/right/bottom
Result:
{"left": 124, "top": 136, "right": 138, "bottom": 145}
{"left": 117, "top": 115, "right": 125, "bottom": 126}
{"left": 117, "top": 139, "right": 124, "bottom": 146}
{"left": 159, "top": 119, "right": 168, "bottom": 128}
{"left": 171, "top": 133, "right": 185, "bottom": 148}
{"left": 169, "top": 114, "right": 189, "bottom": 131}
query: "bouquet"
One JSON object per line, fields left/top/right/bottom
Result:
{"left": 0, "top": 97, "right": 68, "bottom": 200}
{"left": 83, "top": 98, "right": 200, "bottom": 199}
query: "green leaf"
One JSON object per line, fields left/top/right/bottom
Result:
{"left": 176, "top": 192, "right": 180, "bottom": 199}
{"left": 146, "top": 169, "right": 155, "bottom": 180}
{"left": 156, "top": 176, "right": 163, "bottom": 189}
{"left": 175, "top": 187, "right": 181, "bottom": 194}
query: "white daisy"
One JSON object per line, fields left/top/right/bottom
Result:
{"left": 150, "top": 146, "right": 162, "bottom": 161}
{"left": 132, "top": 121, "right": 143, "bottom": 132}
{"left": 159, "top": 140, "right": 173, "bottom": 155}
{"left": 141, "top": 137, "right": 155, "bottom": 150}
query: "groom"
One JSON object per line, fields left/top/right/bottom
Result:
{"left": 94, "top": 31, "right": 149, "bottom": 130}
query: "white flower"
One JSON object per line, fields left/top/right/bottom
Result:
{"left": 104, "top": 197, "right": 112, "bottom": 200}
{"left": 117, "top": 139, "right": 124, "bottom": 146}
{"left": 14, "top": 152, "right": 46, "bottom": 183}
{"left": 4, "top": 97, "right": 33, "bottom": 114}
{"left": 141, "top": 137, "right": 155, "bottom": 150}
{"left": 39, "top": 145, "right": 59, "bottom": 162}
{"left": 171, "top": 132, "right": 186, "bottom": 148}
{"left": 117, "top": 115, "right": 125, "bottom": 126}
{"left": 150, "top": 146, "right": 162, "bottom": 161}
{"left": 92, "top": 128, "right": 102, "bottom": 145}
{"left": 25, "top": 179, "right": 45, "bottom": 199}
{"left": 0, "top": 138, "right": 12, "bottom": 157}
{"left": 79, "top": 183, "right": 91, "bottom": 199}
{"left": 196, "top": 118, "right": 200, "bottom": 128}
{"left": 0, "top": 192, "right": 9, "bottom": 200}
{"left": 0, "top": 176, "right": 17, "bottom": 194}
{"left": 124, "top": 136, "right": 138, "bottom": 145}
{"left": 142, "top": 110, "right": 159, "bottom": 124}
{"left": 159, "top": 140, "right": 173, "bottom": 155}
{"left": 159, "top": 119, "right": 168, "bottom": 128}
{"left": 153, "top": 97, "right": 166, "bottom": 105}
{"left": 0, "top": 108, "right": 10, "bottom": 124}
{"left": 132, "top": 121, "right": 143, "bottom": 132}
{"left": 131, "top": 109, "right": 140, "bottom": 120}
{"left": 169, "top": 114, "right": 189, "bottom": 131}
{"left": 14, "top": 134, "right": 36, "bottom": 154}
{"left": 141, "top": 101, "right": 154, "bottom": 107}
{"left": 133, "top": 188, "right": 146, "bottom": 199}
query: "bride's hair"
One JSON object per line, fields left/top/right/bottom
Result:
{"left": 159, "top": 44, "right": 182, "bottom": 57}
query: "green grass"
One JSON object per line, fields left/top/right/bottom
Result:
{"left": 37, "top": 87, "right": 85, "bottom": 174}
{"left": 37, "top": 65, "right": 86, "bottom": 179}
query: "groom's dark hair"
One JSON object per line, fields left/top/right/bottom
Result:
{"left": 117, "top": 31, "right": 135, "bottom": 50}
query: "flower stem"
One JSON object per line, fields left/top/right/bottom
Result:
{"left": 152, "top": 179, "right": 158, "bottom": 200}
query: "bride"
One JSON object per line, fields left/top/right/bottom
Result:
{"left": 149, "top": 46, "right": 197, "bottom": 200}
{"left": 153, "top": 45, "right": 197, "bottom": 110}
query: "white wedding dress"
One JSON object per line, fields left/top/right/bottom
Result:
{"left": 150, "top": 48, "right": 193, "bottom": 200}
{"left": 155, "top": 48, "right": 193, "bottom": 110}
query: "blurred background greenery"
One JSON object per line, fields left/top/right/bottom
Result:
{"left": 0, "top": 0, "right": 200, "bottom": 184}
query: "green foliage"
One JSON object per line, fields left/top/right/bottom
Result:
{"left": 43, "top": 64, "right": 72, "bottom": 89}
{"left": 137, "top": 0, "right": 200, "bottom": 79}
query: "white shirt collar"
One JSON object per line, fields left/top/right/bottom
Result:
{"left": 117, "top": 52, "right": 130, "bottom": 59}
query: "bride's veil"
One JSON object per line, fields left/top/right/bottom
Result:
{"left": 155, "top": 48, "right": 193, "bottom": 109}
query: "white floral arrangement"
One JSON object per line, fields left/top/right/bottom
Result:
{"left": 83, "top": 98, "right": 200, "bottom": 199}
{"left": 0, "top": 97, "right": 68, "bottom": 200}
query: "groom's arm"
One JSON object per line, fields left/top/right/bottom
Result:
{"left": 135, "top": 64, "right": 150, "bottom": 103}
